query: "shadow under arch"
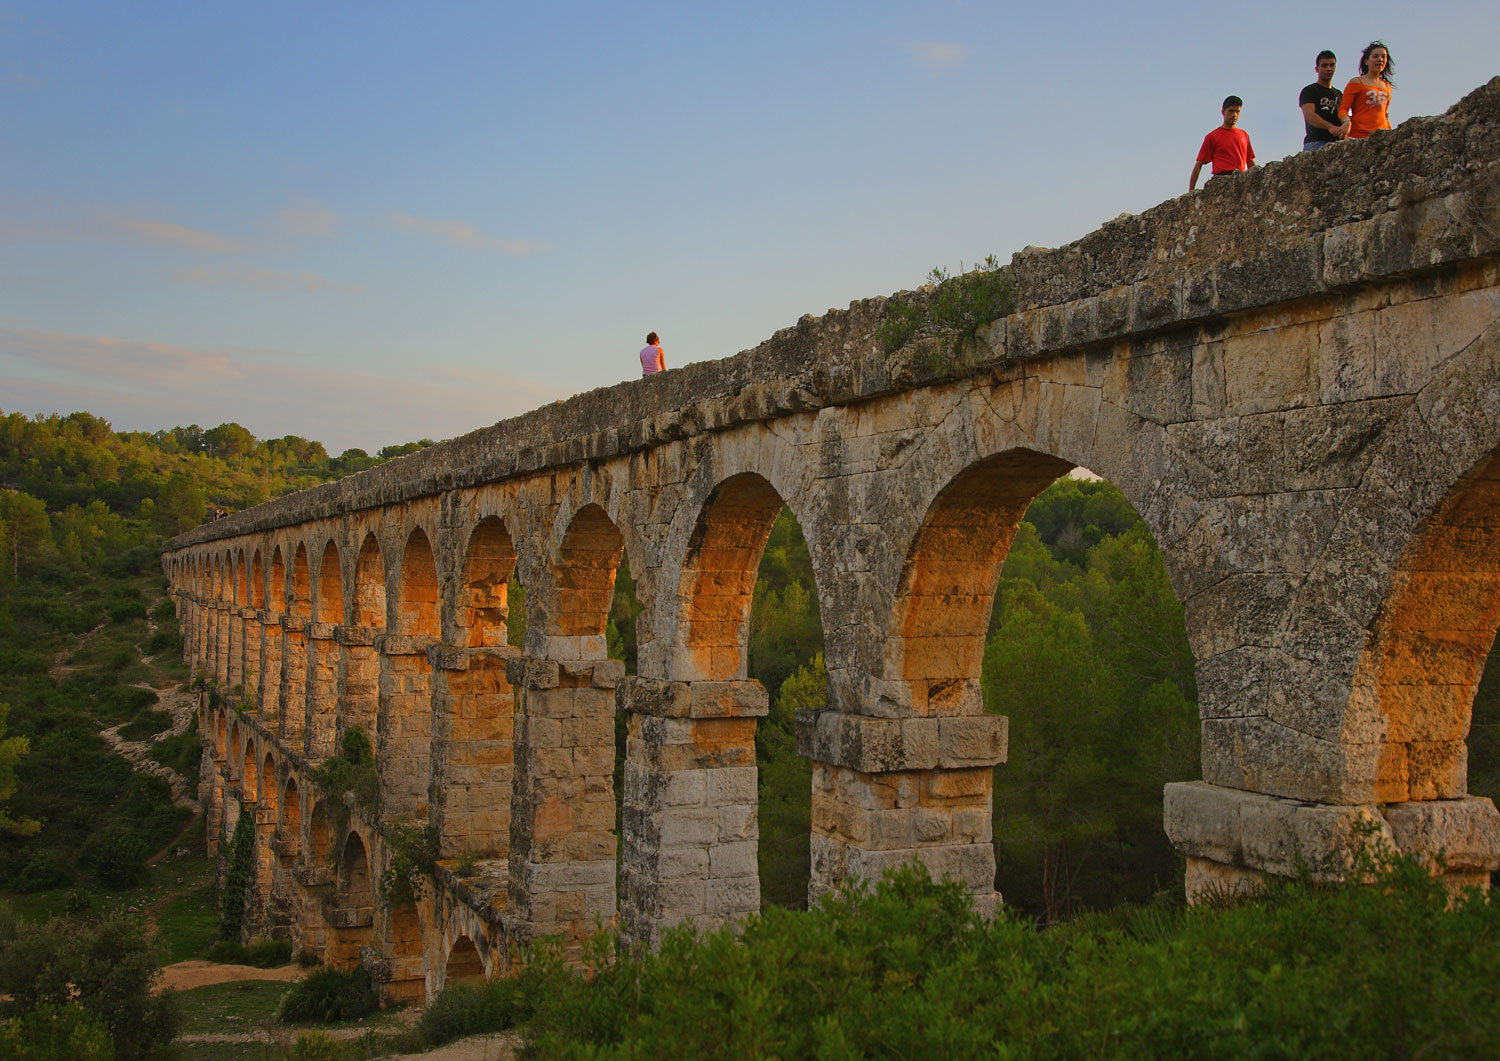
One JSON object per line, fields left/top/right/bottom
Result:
{"left": 444, "top": 935, "right": 485, "bottom": 987}
{"left": 307, "top": 539, "right": 345, "bottom": 758}
{"left": 1357, "top": 449, "right": 1500, "bottom": 805}
{"left": 676, "top": 472, "right": 789, "bottom": 682}
{"left": 887, "top": 448, "right": 1075, "bottom": 715}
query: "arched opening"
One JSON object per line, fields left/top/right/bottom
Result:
{"left": 461, "top": 517, "right": 516, "bottom": 647}
{"left": 747, "top": 500, "right": 823, "bottom": 911}
{"left": 1363, "top": 450, "right": 1500, "bottom": 804}
{"left": 215, "top": 713, "right": 227, "bottom": 761}
{"left": 316, "top": 541, "right": 344, "bottom": 624}
{"left": 397, "top": 528, "right": 440, "bottom": 637}
{"left": 551, "top": 504, "right": 623, "bottom": 639}
{"left": 444, "top": 935, "right": 485, "bottom": 986}
{"left": 965, "top": 465, "right": 1196, "bottom": 921}
{"left": 242, "top": 739, "right": 259, "bottom": 802}
{"left": 260, "top": 754, "right": 279, "bottom": 815}
{"left": 341, "top": 533, "right": 385, "bottom": 746}
{"left": 250, "top": 549, "right": 266, "bottom": 610}
{"left": 234, "top": 550, "right": 248, "bottom": 607}
{"left": 680, "top": 473, "right": 788, "bottom": 681}
{"left": 353, "top": 533, "right": 386, "bottom": 629}
{"left": 290, "top": 545, "right": 312, "bottom": 622}
{"left": 337, "top": 833, "right": 374, "bottom": 909}
{"left": 433, "top": 516, "right": 519, "bottom": 857}
{"left": 281, "top": 776, "right": 302, "bottom": 865}
{"left": 378, "top": 527, "right": 439, "bottom": 816}
{"left": 309, "top": 801, "right": 333, "bottom": 864}
{"left": 269, "top": 546, "right": 287, "bottom": 612}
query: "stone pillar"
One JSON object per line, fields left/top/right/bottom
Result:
{"left": 1165, "top": 783, "right": 1500, "bottom": 899}
{"left": 206, "top": 759, "right": 226, "bottom": 857}
{"left": 305, "top": 623, "right": 340, "bottom": 760}
{"left": 243, "top": 799, "right": 276, "bottom": 941}
{"left": 258, "top": 609, "right": 283, "bottom": 727}
{"left": 197, "top": 604, "right": 212, "bottom": 679}
{"left": 214, "top": 604, "right": 231, "bottom": 690}
{"left": 180, "top": 595, "right": 196, "bottom": 661}
{"left": 506, "top": 656, "right": 621, "bottom": 951}
{"left": 618, "top": 678, "right": 767, "bottom": 947}
{"left": 293, "top": 852, "right": 336, "bottom": 964}
{"left": 375, "top": 634, "right": 437, "bottom": 818}
{"left": 227, "top": 607, "right": 245, "bottom": 695}
{"left": 429, "top": 644, "right": 519, "bottom": 858}
{"left": 336, "top": 625, "right": 380, "bottom": 746}
{"left": 239, "top": 607, "right": 262, "bottom": 709}
{"left": 279, "top": 617, "right": 308, "bottom": 749}
{"left": 797, "top": 711, "right": 1007, "bottom": 913}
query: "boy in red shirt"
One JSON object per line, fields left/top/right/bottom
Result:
{"left": 1189, "top": 96, "right": 1256, "bottom": 190}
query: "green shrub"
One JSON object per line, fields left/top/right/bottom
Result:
{"left": 147, "top": 723, "right": 201, "bottom": 791}
{"left": 219, "top": 814, "right": 255, "bottom": 940}
{"left": 276, "top": 967, "right": 378, "bottom": 1024}
{"left": 208, "top": 938, "right": 293, "bottom": 968}
{"left": 416, "top": 979, "right": 530, "bottom": 1048}
{"left": 93, "top": 686, "right": 157, "bottom": 725}
{"left": 499, "top": 859, "right": 1500, "bottom": 1059}
{"left": 286, "top": 1031, "right": 345, "bottom": 1060}
{"left": 0, "top": 1002, "right": 114, "bottom": 1060}
{"left": 8, "top": 849, "right": 74, "bottom": 893}
{"left": 0, "top": 913, "right": 179, "bottom": 1060}
{"left": 876, "top": 256, "right": 1015, "bottom": 360}
{"left": 82, "top": 827, "right": 149, "bottom": 889}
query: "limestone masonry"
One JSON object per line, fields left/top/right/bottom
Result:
{"left": 166, "top": 81, "right": 1500, "bottom": 1001}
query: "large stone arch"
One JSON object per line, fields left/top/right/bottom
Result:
{"left": 279, "top": 773, "right": 303, "bottom": 866}
{"left": 281, "top": 543, "right": 313, "bottom": 749}
{"left": 268, "top": 545, "right": 287, "bottom": 612}
{"left": 249, "top": 548, "right": 266, "bottom": 609}
{"left": 339, "top": 531, "right": 386, "bottom": 748}
{"left": 242, "top": 737, "right": 259, "bottom": 802}
{"left": 330, "top": 831, "right": 376, "bottom": 965}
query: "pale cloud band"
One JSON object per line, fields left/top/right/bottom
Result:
{"left": 0, "top": 327, "right": 561, "bottom": 452}
{"left": 904, "top": 40, "right": 968, "bottom": 72}
{"left": 387, "top": 212, "right": 546, "bottom": 255}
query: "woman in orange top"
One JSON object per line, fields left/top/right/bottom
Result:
{"left": 1339, "top": 40, "right": 1394, "bottom": 138}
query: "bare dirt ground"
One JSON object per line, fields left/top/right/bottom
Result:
{"left": 157, "top": 959, "right": 307, "bottom": 992}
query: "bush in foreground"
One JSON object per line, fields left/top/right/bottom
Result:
{"left": 277, "top": 967, "right": 378, "bottom": 1024}
{"left": 409, "top": 856, "right": 1500, "bottom": 1059}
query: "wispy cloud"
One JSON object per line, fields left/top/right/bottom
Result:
{"left": 0, "top": 327, "right": 241, "bottom": 388}
{"left": 274, "top": 197, "right": 338, "bottom": 238}
{"left": 171, "top": 264, "right": 363, "bottom": 295}
{"left": 0, "top": 328, "right": 564, "bottom": 452}
{"left": 904, "top": 40, "right": 968, "bottom": 73}
{"left": 387, "top": 212, "right": 545, "bottom": 254}
{"left": 115, "top": 216, "right": 248, "bottom": 253}
{"left": 0, "top": 210, "right": 249, "bottom": 253}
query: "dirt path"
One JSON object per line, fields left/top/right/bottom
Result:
{"left": 173, "top": 1028, "right": 522, "bottom": 1059}
{"left": 157, "top": 959, "right": 306, "bottom": 992}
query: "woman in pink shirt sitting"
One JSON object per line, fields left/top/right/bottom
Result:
{"left": 640, "top": 332, "right": 665, "bottom": 376}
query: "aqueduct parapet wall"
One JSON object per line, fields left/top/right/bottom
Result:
{"left": 167, "top": 81, "right": 1500, "bottom": 1000}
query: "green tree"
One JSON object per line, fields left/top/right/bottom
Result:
{"left": 0, "top": 491, "right": 50, "bottom": 580}
{"left": 0, "top": 706, "right": 40, "bottom": 838}
{"left": 155, "top": 472, "right": 206, "bottom": 536}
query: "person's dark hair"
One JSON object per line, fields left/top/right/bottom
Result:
{"left": 1360, "top": 40, "right": 1394, "bottom": 84}
{"left": 646, "top": 332, "right": 659, "bottom": 345}
{"left": 1316, "top": 49, "right": 1336, "bottom": 64}
{"left": 1222, "top": 95, "right": 1243, "bottom": 110}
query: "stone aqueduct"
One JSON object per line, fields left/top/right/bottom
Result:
{"left": 165, "top": 84, "right": 1500, "bottom": 1003}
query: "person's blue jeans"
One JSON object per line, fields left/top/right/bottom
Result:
{"left": 1302, "top": 140, "right": 1331, "bottom": 152}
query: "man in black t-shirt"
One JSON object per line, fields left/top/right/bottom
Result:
{"left": 1300, "top": 50, "right": 1350, "bottom": 151}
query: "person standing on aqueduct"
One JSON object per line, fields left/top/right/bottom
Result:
{"left": 640, "top": 331, "right": 665, "bottom": 376}
{"left": 1189, "top": 95, "right": 1256, "bottom": 190}
{"left": 1300, "top": 50, "right": 1350, "bottom": 151}
{"left": 1340, "top": 40, "right": 1395, "bottom": 138}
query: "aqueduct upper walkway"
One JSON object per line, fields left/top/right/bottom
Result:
{"left": 165, "top": 81, "right": 1500, "bottom": 1002}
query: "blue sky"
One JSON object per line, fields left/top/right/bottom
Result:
{"left": 1, "top": 1, "right": 1493, "bottom": 453}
